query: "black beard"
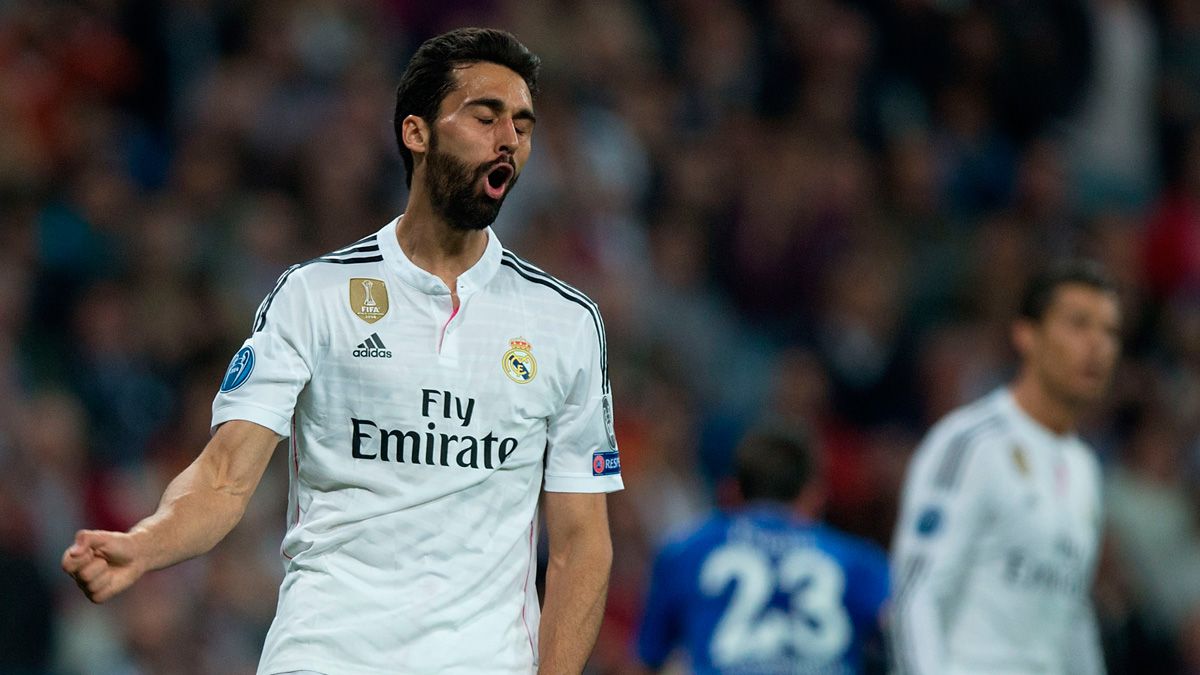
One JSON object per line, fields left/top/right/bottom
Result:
{"left": 424, "top": 138, "right": 516, "bottom": 231}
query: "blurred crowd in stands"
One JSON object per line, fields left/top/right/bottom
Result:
{"left": 1, "top": 0, "right": 1199, "bottom": 673}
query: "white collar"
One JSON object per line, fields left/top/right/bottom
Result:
{"left": 377, "top": 216, "right": 503, "bottom": 297}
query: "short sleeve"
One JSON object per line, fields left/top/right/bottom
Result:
{"left": 211, "top": 267, "right": 314, "bottom": 437}
{"left": 542, "top": 308, "right": 623, "bottom": 493}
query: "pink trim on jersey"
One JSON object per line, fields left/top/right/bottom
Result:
{"left": 438, "top": 304, "right": 460, "bottom": 352}
{"left": 521, "top": 519, "right": 536, "bottom": 660}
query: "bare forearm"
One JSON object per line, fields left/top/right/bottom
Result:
{"left": 538, "top": 536, "right": 612, "bottom": 674}
{"left": 129, "top": 420, "right": 279, "bottom": 571}
{"left": 63, "top": 420, "right": 278, "bottom": 603}
{"left": 129, "top": 459, "right": 255, "bottom": 571}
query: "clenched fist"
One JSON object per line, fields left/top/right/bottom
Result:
{"left": 61, "top": 530, "right": 147, "bottom": 603}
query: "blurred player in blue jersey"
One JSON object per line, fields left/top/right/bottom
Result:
{"left": 636, "top": 427, "right": 890, "bottom": 674}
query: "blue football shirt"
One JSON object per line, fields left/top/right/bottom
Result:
{"left": 637, "top": 506, "right": 889, "bottom": 674}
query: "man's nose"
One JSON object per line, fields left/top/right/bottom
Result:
{"left": 495, "top": 119, "right": 518, "bottom": 154}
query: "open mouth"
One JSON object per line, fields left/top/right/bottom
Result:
{"left": 483, "top": 163, "right": 514, "bottom": 200}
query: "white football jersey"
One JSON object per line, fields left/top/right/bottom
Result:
{"left": 212, "top": 217, "right": 624, "bottom": 675}
{"left": 890, "top": 389, "right": 1105, "bottom": 675}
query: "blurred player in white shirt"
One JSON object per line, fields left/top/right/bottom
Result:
{"left": 62, "top": 28, "right": 622, "bottom": 675}
{"left": 891, "top": 260, "right": 1121, "bottom": 675}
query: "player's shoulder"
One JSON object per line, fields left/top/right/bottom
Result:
{"left": 251, "top": 232, "right": 385, "bottom": 332}
{"left": 495, "top": 248, "right": 604, "bottom": 325}
{"left": 907, "top": 390, "right": 1015, "bottom": 490}
{"left": 919, "top": 390, "right": 1013, "bottom": 454}
{"left": 282, "top": 232, "right": 387, "bottom": 288}
{"left": 1066, "top": 436, "right": 1103, "bottom": 480}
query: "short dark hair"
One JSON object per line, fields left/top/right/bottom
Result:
{"left": 734, "top": 427, "right": 816, "bottom": 503}
{"left": 393, "top": 28, "right": 540, "bottom": 187}
{"left": 1018, "top": 259, "right": 1119, "bottom": 321}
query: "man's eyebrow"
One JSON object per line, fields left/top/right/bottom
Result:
{"left": 466, "top": 98, "right": 537, "bottom": 124}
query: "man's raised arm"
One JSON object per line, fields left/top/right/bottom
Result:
{"left": 62, "top": 419, "right": 280, "bottom": 603}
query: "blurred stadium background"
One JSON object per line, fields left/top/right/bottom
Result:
{"left": 1, "top": 0, "right": 1199, "bottom": 673}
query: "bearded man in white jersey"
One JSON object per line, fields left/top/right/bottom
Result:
{"left": 891, "top": 260, "right": 1120, "bottom": 675}
{"left": 62, "top": 28, "right": 623, "bottom": 675}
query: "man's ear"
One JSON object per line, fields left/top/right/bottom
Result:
{"left": 400, "top": 115, "right": 431, "bottom": 156}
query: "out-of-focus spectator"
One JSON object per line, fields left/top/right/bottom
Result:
{"left": 1068, "top": 0, "right": 1160, "bottom": 210}
{"left": 0, "top": 472, "right": 54, "bottom": 674}
{"left": 1105, "top": 405, "right": 1200, "bottom": 671}
{"left": 1143, "top": 127, "right": 1200, "bottom": 298}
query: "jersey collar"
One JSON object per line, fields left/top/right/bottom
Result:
{"left": 998, "top": 387, "right": 1077, "bottom": 445}
{"left": 377, "top": 215, "right": 504, "bottom": 297}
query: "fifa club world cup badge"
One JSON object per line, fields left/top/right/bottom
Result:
{"left": 502, "top": 337, "right": 537, "bottom": 383}
{"left": 350, "top": 278, "right": 389, "bottom": 324}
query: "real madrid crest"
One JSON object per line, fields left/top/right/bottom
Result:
{"left": 502, "top": 337, "right": 537, "bottom": 383}
{"left": 349, "top": 278, "right": 388, "bottom": 324}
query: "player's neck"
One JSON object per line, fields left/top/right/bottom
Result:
{"left": 396, "top": 197, "right": 489, "bottom": 292}
{"left": 1008, "top": 373, "right": 1077, "bottom": 436}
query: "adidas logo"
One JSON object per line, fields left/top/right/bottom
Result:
{"left": 353, "top": 333, "right": 392, "bottom": 359}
